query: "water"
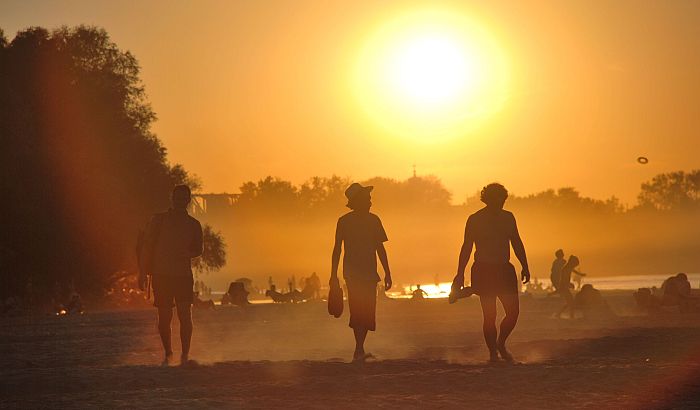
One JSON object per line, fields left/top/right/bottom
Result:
{"left": 396, "top": 273, "right": 700, "bottom": 298}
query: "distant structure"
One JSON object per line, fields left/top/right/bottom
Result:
{"left": 189, "top": 194, "right": 239, "bottom": 217}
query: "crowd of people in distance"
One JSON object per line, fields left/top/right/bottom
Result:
{"left": 265, "top": 272, "right": 322, "bottom": 303}
{"left": 634, "top": 273, "right": 700, "bottom": 313}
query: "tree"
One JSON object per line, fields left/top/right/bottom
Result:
{"left": 0, "top": 26, "right": 196, "bottom": 300}
{"left": 638, "top": 170, "right": 700, "bottom": 211}
{"left": 192, "top": 225, "right": 227, "bottom": 275}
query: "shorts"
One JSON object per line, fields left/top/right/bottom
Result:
{"left": 346, "top": 280, "right": 378, "bottom": 331}
{"left": 471, "top": 262, "right": 519, "bottom": 297}
{"left": 153, "top": 275, "right": 194, "bottom": 308}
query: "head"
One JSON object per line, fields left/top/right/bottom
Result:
{"left": 566, "top": 255, "right": 580, "bottom": 268}
{"left": 676, "top": 272, "right": 688, "bottom": 282}
{"left": 345, "top": 183, "right": 373, "bottom": 212}
{"left": 555, "top": 249, "right": 564, "bottom": 259}
{"left": 480, "top": 183, "right": 508, "bottom": 209}
{"left": 172, "top": 185, "right": 192, "bottom": 211}
{"left": 416, "top": 284, "right": 421, "bottom": 289}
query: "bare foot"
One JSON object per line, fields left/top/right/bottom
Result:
{"left": 180, "top": 355, "right": 199, "bottom": 367}
{"left": 161, "top": 352, "right": 173, "bottom": 367}
{"left": 488, "top": 351, "right": 500, "bottom": 363}
{"left": 353, "top": 351, "right": 373, "bottom": 363}
{"left": 497, "top": 345, "right": 514, "bottom": 363}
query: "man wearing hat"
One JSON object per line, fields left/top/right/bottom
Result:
{"left": 330, "top": 183, "right": 393, "bottom": 362}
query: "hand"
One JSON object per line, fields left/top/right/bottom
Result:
{"left": 521, "top": 269, "right": 531, "bottom": 284}
{"left": 451, "top": 273, "right": 465, "bottom": 290}
{"left": 329, "top": 276, "right": 340, "bottom": 289}
{"left": 384, "top": 275, "right": 393, "bottom": 291}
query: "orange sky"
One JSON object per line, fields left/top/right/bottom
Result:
{"left": 2, "top": 0, "right": 699, "bottom": 204}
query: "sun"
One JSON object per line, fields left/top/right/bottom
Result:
{"left": 353, "top": 10, "right": 510, "bottom": 141}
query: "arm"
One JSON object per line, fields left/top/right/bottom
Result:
{"left": 510, "top": 216, "right": 530, "bottom": 284}
{"left": 453, "top": 219, "right": 474, "bottom": 289}
{"left": 190, "top": 222, "right": 203, "bottom": 258}
{"left": 377, "top": 243, "right": 392, "bottom": 290}
{"left": 330, "top": 222, "right": 342, "bottom": 288}
{"left": 573, "top": 269, "right": 586, "bottom": 276}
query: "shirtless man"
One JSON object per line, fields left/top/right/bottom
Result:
{"left": 451, "top": 183, "right": 530, "bottom": 362}
{"left": 140, "top": 185, "right": 203, "bottom": 366}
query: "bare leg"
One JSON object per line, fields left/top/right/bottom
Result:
{"left": 157, "top": 306, "right": 174, "bottom": 364}
{"left": 353, "top": 327, "right": 369, "bottom": 361}
{"left": 176, "top": 303, "right": 193, "bottom": 363}
{"left": 497, "top": 294, "right": 520, "bottom": 362}
{"left": 479, "top": 296, "right": 499, "bottom": 361}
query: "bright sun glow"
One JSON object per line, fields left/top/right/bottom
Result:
{"left": 353, "top": 10, "right": 510, "bottom": 141}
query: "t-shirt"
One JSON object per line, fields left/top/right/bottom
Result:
{"left": 150, "top": 209, "right": 203, "bottom": 277}
{"left": 550, "top": 258, "right": 566, "bottom": 288}
{"left": 466, "top": 208, "right": 517, "bottom": 264}
{"left": 336, "top": 211, "right": 388, "bottom": 282}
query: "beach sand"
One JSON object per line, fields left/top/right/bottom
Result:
{"left": 2, "top": 292, "right": 700, "bottom": 409}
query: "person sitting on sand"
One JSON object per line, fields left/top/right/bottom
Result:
{"left": 330, "top": 182, "right": 393, "bottom": 363}
{"left": 140, "top": 185, "right": 203, "bottom": 366}
{"left": 412, "top": 284, "right": 428, "bottom": 300}
{"left": 661, "top": 273, "right": 698, "bottom": 312}
{"left": 227, "top": 282, "right": 251, "bottom": 306}
{"left": 556, "top": 255, "right": 580, "bottom": 319}
{"left": 451, "top": 183, "right": 531, "bottom": 363}
{"left": 573, "top": 284, "right": 611, "bottom": 318}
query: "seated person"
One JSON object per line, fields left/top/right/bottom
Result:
{"left": 574, "top": 284, "right": 611, "bottom": 318}
{"left": 193, "top": 291, "right": 215, "bottom": 309}
{"left": 227, "top": 282, "right": 250, "bottom": 306}
{"left": 412, "top": 285, "right": 428, "bottom": 300}
{"left": 633, "top": 287, "right": 661, "bottom": 311}
{"left": 220, "top": 292, "right": 232, "bottom": 306}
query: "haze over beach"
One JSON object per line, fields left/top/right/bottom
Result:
{"left": 2, "top": 1, "right": 700, "bottom": 409}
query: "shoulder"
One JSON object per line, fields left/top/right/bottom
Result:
{"left": 187, "top": 214, "right": 202, "bottom": 228}
{"left": 501, "top": 210, "right": 516, "bottom": 222}
{"left": 338, "top": 211, "right": 353, "bottom": 222}
{"left": 369, "top": 212, "right": 383, "bottom": 222}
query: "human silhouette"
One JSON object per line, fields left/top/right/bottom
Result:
{"left": 412, "top": 284, "right": 428, "bottom": 300}
{"left": 140, "top": 185, "right": 203, "bottom": 366}
{"left": 451, "top": 183, "right": 530, "bottom": 363}
{"left": 330, "top": 183, "right": 392, "bottom": 362}
{"left": 227, "top": 282, "right": 251, "bottom": 306}
{"left": 556, "top": 255, "right": 580, "bottom": 318}
{"left": 550, "top": 249, "right": 566, "bottom": 291}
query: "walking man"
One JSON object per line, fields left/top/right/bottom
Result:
{"left": 330, "top": 183, "right": 393, "bottom": 362}
{"left": 451, "top": 183, "right": 530, "bottom": 362}
{"left": 140, "top": 185, "right": 203, "bottom": 366}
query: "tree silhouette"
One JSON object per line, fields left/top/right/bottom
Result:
{"left": 0, "top": 26, "right": 197, "bottom": 301}
{"left": 638, "top": 170, "right": 700, "bottom": 211}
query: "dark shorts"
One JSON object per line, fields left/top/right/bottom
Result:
{"left": 471, "top": 262, "right": 519, "bottom": 297}
{"left": 346, "top": 280, "right": 378, "bottom": 331}
{"left": 153, "top": 275, "right": 194, "bottom": 308}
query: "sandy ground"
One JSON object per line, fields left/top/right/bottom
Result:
{"left": 2, "top": 292, "right": 700, "bottom": 409}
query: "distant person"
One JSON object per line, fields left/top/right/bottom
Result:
{"left": 227, "top": 282, "right": 251, "bottom": 306}
{"left": 412, "top": 284, "right": 428, "bottom": 300}
{"left": 309, "top": 272, "right": 322, "bottom": 300}
{"left": 330, "top": 183, "right": 392, "bottom": 362}
{"left": 139, "top": 185, "right": 203, "bottom": 366}
{"left": 661, "top": 273, "right": 697, "bottom": 312}
{"left": 550, "top": 249, "right": 566, "bottom": 291}
{"left": 556, "top": 255, "right": 580, "bottom": 319}
{"left": 451, "top": 183, "right": 530, "bottom": 363}
{"left": 573, "top": 284, "right": 612, "bottom": 318}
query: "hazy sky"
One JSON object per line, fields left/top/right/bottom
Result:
{"left": 2, "top": 0, "right": 699, "bottom": 204}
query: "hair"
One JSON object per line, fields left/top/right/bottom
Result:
{"left": 566, "top": 255, "right": 580, "bottom": 268}
{"left": 555, "top": 249, "right": 564, "bottom": 258}
{"left": 173, "top": 184, "right": 191, "bottom": 197}
{"left": 480, "top": 183, "right": 508, "bottom": 206}
{"left": 346, "top": 192, "right": 371, "bottom": 210}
